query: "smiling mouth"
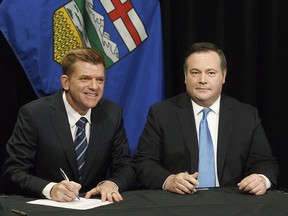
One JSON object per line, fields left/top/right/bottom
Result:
{"left": 85, "top": 92, "right": 98, "bottom": 97}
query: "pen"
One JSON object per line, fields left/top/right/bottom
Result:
{"left": 11, "top": 208, "right": 29, "bottom": 216}
{"left": 59, "top": 168, "right": 80, "bottom": 200}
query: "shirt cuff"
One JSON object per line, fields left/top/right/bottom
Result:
{"left": 258, "top": 174, "right": 271, "bottom": 189}
{"left": 97, "top": 180, "right": 119, "bottom": 191}
{"left": 162, "top": 174, "right": 174, "bottom": 190}
{"left": 42, "top": 182, "right": 57, "bottom": 199}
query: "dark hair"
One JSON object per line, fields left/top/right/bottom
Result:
{"left": 183, "top": 42, "right": 227, "bottom": 73}
{"left": 61, "top": 47, "right": 106, "bottom": 76}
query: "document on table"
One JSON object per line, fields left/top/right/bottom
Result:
{"left": 27, "top": 197, "right": 112, "bottom": 210}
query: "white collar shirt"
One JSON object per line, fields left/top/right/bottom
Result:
{"left": 62, "top": 92, "right": 91, "bottom": 143}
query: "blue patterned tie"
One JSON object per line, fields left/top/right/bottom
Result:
{"left": 198, "top": 108, "right": 216, "bottom": 187}
{"left": 74, "top": 117, "right": 88, "bottom": 181}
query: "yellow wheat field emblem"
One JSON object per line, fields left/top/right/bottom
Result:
{"left": 53, "top": 6, "right": 83, "bottom": 63}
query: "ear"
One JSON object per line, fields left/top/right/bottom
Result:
{"left": 184, "top": 72, "right": 187, "bottom": 84}
{"left": 222, "top": 69, "right": 227, "bottom": 84}
{"left": 61, "top": 75, "right": 69, "bottom": 90}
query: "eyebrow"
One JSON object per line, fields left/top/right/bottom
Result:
{"left": 189, "top": 68, "right": 217, "bottom": 72}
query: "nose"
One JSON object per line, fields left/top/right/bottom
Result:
{"left": 89, "top": 78, "right": 99, "bottom": 90}
{"left": 199, "top": 72, "right": 207, "bottom": 84}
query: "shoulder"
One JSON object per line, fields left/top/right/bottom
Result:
{"left": 221, "top": 95, "right": 257, "bottom": 110}
{"left": 19, "top": 91, "right": 60, "bottom": 113}
{"left": 221, "top": 95, "right": 259, "bottom": 118}
{"left": 151, "top": 92, "right": 190, "bottom": 110}
{"left": 94, "top": 97, "right": 123, "bottom": 120}
{"left": 98, "top": 97, "right": 122, "bottom": 111}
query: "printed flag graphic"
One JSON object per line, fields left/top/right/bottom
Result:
{"left": 0, "top": 0, "right": 164, "bottom": 153}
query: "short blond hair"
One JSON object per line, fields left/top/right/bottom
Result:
{"left": 61, "top": 47, "right": 106, "bottom": 76}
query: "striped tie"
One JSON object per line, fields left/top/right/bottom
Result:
{"left": 74, "top": 117, "right": 88, "bottom": 181}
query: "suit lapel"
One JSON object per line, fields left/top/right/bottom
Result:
{"left": 217, "top": 96, "right": 234, "bottom": 182}
{"left": 81, "top": 103, "right": 104, "bottom": 181}
{"left": 49, "top": 91, "right": 79, "bottom": 180}
{"left": 177, "top": 93, "right": 199, "bottom": 173}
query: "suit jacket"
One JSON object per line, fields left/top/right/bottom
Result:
{"left": 1, "top": 90, "right": 135, "bottom": 196}
{"left": 134, "top": 93, "right": 278, "bottom": 189}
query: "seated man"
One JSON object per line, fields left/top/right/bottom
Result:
{"left": 134, "top": 42, "right": 278, "bottom": 195}
{"left": 1, "top": 47, "right": 135, "bottom": 202}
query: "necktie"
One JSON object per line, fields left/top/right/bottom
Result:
{"left": 198, "top": 108, "right": 216, "bottom": 187}
{"left": 74, "top": 117, "right": 88, "bottom": 180}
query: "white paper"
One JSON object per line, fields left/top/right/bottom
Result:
{"left": 27, "top": 197, "right": 112, "bottom": 210}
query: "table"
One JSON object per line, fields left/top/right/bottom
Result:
{"left": 1, "top": 187, "right": 288, "bottom": 216}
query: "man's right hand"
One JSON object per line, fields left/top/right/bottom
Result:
{"left": 164, "top": 172, "right": 199, "bottom": 194}
{"left": 50, "top": 180, "right": 81, "bottom": 202}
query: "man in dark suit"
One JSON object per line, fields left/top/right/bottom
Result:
{"left": 1, "top": 47, "right": 135, "bottom": 202}
{"left": 134, "top": 42, "right": 278, "bottom": 195}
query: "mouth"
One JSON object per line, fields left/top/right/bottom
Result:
{"left": 196, "top": 88, "right": 210, "bottom": 91}
{"left": 84, "top": 92, "right": 98, "bottom": 97}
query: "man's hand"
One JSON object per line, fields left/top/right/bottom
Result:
{"left": 50, "top": 180, "right": 81, "bottom": 202}
{"left": 85, "top": 180, "right": 122, "bottom": 202}
{"left": 237, "top": 174, "right": 267, "bottom": 195}
{"left": 164, "top": 172, "right": 199, "bottom": 194}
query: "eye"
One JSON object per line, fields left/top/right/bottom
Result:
{"left": 79, "top": 77, "right": 90, "bottom": 82}
{"left": 189, "top": 70, "right": 200, "bottom": 77}
{"left": 207, "top": 71, "right": 216, "bottom": 77}
{"left": 97, "top": 78, "right": 105, "bottom": 84}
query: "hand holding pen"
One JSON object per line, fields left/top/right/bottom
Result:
{"left": 49, "top": 168, "right": 81, "bottom": 202}
{"left": 60, "top": 168, "right": 80, "bottom": 200}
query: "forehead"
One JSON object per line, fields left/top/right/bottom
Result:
{"left": 187, "top": 51, "right": 221, "bottom": 68}
{"left": 72, "top": 61, "right": 105, "bottom": 75}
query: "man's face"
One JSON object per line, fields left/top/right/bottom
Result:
{"left": 184, "top": 51, "right": 226, "bottom": 107}
{"left": 61, "top": 60, "right": 105, "bottom": 115}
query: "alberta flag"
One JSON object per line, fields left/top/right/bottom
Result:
{"left": 0, "top": 0, "right": 164, "bottom": 154}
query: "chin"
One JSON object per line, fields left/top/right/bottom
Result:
{"left": 89, "top": 103, "right": 99, "bottom": 108}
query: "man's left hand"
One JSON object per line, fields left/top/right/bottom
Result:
{"left": 85, "top": 180, "right": 123, "bottom": 202}
{"left": 237, "top": 174, "right": 267, "bottom": 195}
